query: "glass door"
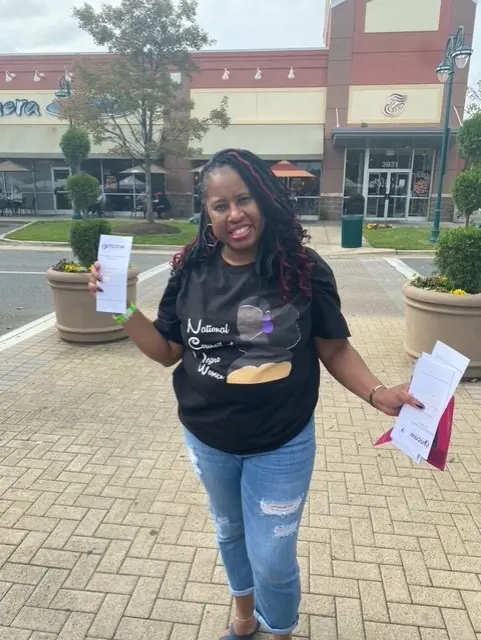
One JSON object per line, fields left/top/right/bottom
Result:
{"left": 52, "top": 167, "right": 71, "bottom": 211}
{"left": 366, "top": 171, "right": 388, "bottom": 218}
{"left": 365, "top": 170, "right": 410, "bottom": 219}
{"left": 387, "top": 172, "right": 410, "bottom": 218}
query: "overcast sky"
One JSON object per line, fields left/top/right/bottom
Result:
{"left": 0, "top": 0, "right": 480, "bottom": 87}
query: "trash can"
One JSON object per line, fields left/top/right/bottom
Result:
{"left": 341, "top": 194, "right": 365, "bottom": 249}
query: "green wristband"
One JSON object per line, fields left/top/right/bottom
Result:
{"left": 113, "top": 302, "right": 137, "bottom": 326}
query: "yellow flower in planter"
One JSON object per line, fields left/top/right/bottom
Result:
{"left": 451, "top": 289, "right": 467, "bottom": 296}
{"left": 366, "top": 223, "right": 373, "bottom": 230}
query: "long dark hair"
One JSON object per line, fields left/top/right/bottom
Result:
{"left": 172, "top": 149, "right": 313, "bottom": 301}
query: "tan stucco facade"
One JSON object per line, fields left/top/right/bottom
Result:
{"left": 194, "top": 123, "right": 324, "bottom": 159}
{"left": 365, "top": 0, "right": 442, "bottom": 33}
{"left": 0, "top": 90, "right": 152, "bottom": 157}
{"left": 191, "top": 87, "right": 326, "bottom": 158}
{"left": 191, "top": 88, "right": 326, "bottom": 124}
{"left": 347, "top": 85, "right": 444, "bottom": 126}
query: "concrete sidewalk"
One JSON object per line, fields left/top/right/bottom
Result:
{"left": 0, "top": 220, "right": 395, "bottom": 259}
{"left": 0, "top": 257, "right": 481, "bottom": 640}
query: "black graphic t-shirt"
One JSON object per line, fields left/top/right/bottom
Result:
{"left": 154, "top": 249, "right": 350, "bottom": 455}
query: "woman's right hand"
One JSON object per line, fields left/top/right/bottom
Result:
{"left": 88, "top": 261, "right": 103, "bottom": 296}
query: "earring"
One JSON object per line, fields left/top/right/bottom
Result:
{"left": 204, "top": 223, "right": 218, "bottom": 248}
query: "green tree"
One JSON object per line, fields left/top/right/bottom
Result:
{"left": 457, "top": 113, "right": 481, "bottom": 168}
{"left": 60, "top": 126, "right": 91, "bottom": 174}
{"left": 435, "top": 227, "right": 481, "bottom": 293}
{"left": 452, "top": 168, "right": 481, "bottom": 228}
{"left": 67, "top": 172, "right": 100, "bottom": 219}
{"left": 70, "top": 219, "right": 112, "bottom": 269}
{"left": 61, "top": 0, "right": 230, "bottom": 223}
{"left": 465, "top": 81, "right": 481, "bottom": 118}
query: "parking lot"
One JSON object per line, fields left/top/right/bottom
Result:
{"left": 0, "top": 248, "right": 170, "bottom": 337}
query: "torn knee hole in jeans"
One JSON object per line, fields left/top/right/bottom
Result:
{"left": 274, "top": 520, "right": 299, "bottom": 538}
{"left": 187, "top": 447, "right": 202, "bottom": 477}
{"left": 260, "top": 496, "right": 303, "bottom": 518}
{"left": 260, "top": 496, "right": 303, "bottom": 538}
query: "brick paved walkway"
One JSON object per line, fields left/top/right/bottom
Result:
{"left": 1, "top": 257, "right": 481, "bottom": 640}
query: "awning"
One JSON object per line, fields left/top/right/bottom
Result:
{"left": 332, "top": 127, "right": 457, "bottom": 149}
{"left": 194, "top": 124, "right": 324, "bottom": 160}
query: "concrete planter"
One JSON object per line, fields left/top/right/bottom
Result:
{"left": 46, "top": 266, "right": 139, "bottom": 344}
{"left": 403, "top": 283, "right": 481, "bottom": 378}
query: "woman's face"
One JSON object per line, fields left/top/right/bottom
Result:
{"left": 204, "top": 167, "right": 264, "bottom": 261}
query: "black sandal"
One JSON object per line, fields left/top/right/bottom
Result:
{"left": 219, "top": 620, "right": 260, "bottom": 639}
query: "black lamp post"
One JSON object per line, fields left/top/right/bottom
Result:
{"left": 430, "top": 26, "right": 473, "bottom": 243}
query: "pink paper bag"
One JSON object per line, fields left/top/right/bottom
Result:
{"left": 374, "top": 397, "right": 455, "bottom": 471}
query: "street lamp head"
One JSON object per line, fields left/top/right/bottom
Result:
{"left": 453, "top": 43, "right": 473, "bottom": 69}
{"left": 436, "top": 62, "right": 451, "bottom": 83}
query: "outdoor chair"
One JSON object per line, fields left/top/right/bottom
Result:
{"left": 24, "top": 196, "right": 37, "bottom": 216}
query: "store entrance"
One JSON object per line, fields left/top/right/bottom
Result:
{"left": 365, "top": 170, "right": 410, "bottom": 219}
{"left": 52, "top": 167, "right": 72, "bottom": 211}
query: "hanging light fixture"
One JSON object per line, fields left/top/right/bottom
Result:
{"left": 34, "top": 70, "right": 45, "bottom": 82}
{"left": 5, "top": 70, "right": 16, "bottom": 82}
{"left": 255, "top": 67, "right": 262, "bottom": 80}
{"left": 452, "top": 41, "right": 473, "bottom": 69}
{"left": 288, "top": 67, "right": 296, "bottom": 80}
{"left": 222, "top": 68, "right": 230, "bottom": 80}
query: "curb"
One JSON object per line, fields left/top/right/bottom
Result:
{"left": 0, "top": 237, "right": 184, "bottom": 253}
{"left": 0, "top": 220, "right": 35, "bottom": 240}
{"left": 395, "top": 249, "right": 434, "bottom": 255}
{"left": 0, "top": 234, "right": 435, "bottom": 259}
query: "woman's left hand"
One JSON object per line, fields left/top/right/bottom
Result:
{"left": 372, "top": 383, "right": 424, "bottom": 417}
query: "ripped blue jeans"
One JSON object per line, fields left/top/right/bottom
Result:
{"left": 184, "top": 418, "right": 315, "bottom": 636}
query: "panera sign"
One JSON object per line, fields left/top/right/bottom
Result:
{"left": 0, "top": 98, "right": 42, "bottom": 117}
{"left": 383, "top": 93, "right": 408, "bottom": 117}
{"left": 0, "top": 98, "right": 63, "bottom": 118}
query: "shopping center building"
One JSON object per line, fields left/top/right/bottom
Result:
{"left": 0, "top": 0, "right": 475, "bottom": 219}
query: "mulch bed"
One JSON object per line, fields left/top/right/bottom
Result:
{"left": 115, "top": 222, "right": 180, "bottom": 236}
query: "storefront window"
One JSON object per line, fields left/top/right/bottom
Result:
{"left": 83, "top": 159, "right": 102, "bottom": 184}
{"left": 343, "top": 150, "right": 365, "bottom": 197}
{"left": 1, "top": 157, "right": 34, "bottom": 199}
{"left": 36, "top": 193, "right": 54, "bottom": 211}
{"left": 410, "top": 150, "right": 434, "bottom": 217}
{"left": 101, "top": 159, "right": 134, "bottom": 212}
{"left": 369, "top": 150, "right": 411, "bottom": 170}
{"left": 33, "top": 160, "right": 54, "bottom": 195}
{"left": 52, "top": 167, "right": 71, "bottom": 210}
{"left": 291, "top": 161, "right": 321, "bottom": 197}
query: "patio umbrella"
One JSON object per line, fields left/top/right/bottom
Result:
{"left": 0, "top": 160, "right": 30, "bottom": 196}
{"left": 120, "top": 164, "right": 167, "bottom": 174}
{"left": 119, "top": 175, "right": 146, "bottom": 189}
{"left": 270, "top": 160, "right": 315, "bottom": 179}
{"left": 190, "top": 164, "right": 206, "bottom": 173}
{"left": 0, "top": 161, "right": 30, "bottom": 173}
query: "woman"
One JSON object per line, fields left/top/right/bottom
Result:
{"left": 89, "top": 149, "right": 422, "bottom": 640}
{"left": 155, "top": 190, "right": 172, "bottom": 219}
